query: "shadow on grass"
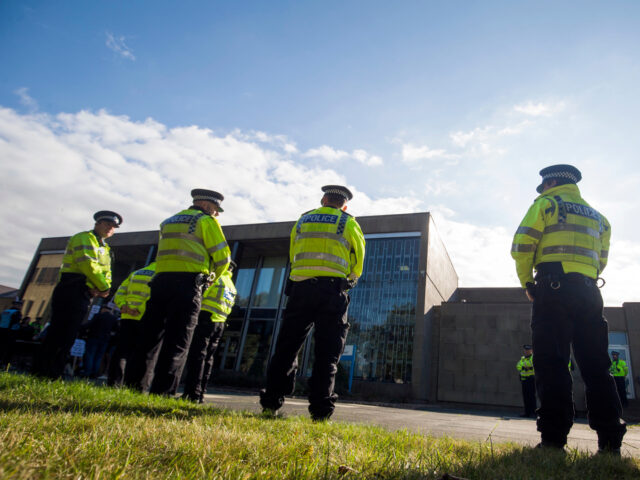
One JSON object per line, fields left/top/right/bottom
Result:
{"left": 440, "top": 446, "right": 640, "bottom": 480}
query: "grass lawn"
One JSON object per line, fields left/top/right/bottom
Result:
{"left": 0, "top": 372, "right": 638, "bottom": 479}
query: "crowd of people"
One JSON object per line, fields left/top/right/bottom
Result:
{"left": 0, "top": 165, "right": 631, "bottom": 455}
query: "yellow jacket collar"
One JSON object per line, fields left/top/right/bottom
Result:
{"left": 535, "top": 183, "right": 581, "bottom": 200}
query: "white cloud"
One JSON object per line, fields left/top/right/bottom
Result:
{"left": 513, "top": 101, "right": 566, "bottom": 117}
{"left": 401, "top": 143, "right": 456, "bottom": 164}
{"left": 302, "top": 145, "right": 383, "bottom": 166}
{"left": 0, "top": 107, "right": 401, "bottom": 290}
{"left": 14, "top": 87, "right": 38, "bottom": 111}
{"left": 105, "top": 32, "right": 136, "bottom": 61}
{"left": 352, "top": 149, "right": 383, "bottom": 167}
{"left": 302, "top": 145, "right": 349, "bottom": 162}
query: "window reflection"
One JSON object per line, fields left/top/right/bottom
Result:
{"left": 239, "top": 320, "right": 275, "bottom": 377}
{"left": 347, "top": 237, "right": 420, "bottom": 384}
{"left": 234, "top": 257, "right": 258, "bottom": 308}
{"left": 251, "top": 256, "right": 287, "bottom": 308}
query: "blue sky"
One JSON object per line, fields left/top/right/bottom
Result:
{"left": 1, "top": 1, "right": 639, "bottom": 305}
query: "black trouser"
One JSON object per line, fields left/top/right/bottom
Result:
{"left": 531, "top": 271, "right": 626, "bottom": 448}
{"left": 260, "top": 277, "right": 350, "bottom": 420}
{"left": 33, "top": 274, "right": 91, "bottom": 379}
{"left": 108, "top": 319, "right": 142, "bottom": 387}
{"left": 182, "top": 313, "right": 225, "bottom": 402}
{"left": 0, "top": 328, "right": 15, "bottom": 365}
{"left": 614, "top": 376, "right": 628, "bottom": 407}
{"left": 130, "top": 272, "right": 203, "bottom": 396}
{"left": 521, "top": 376, "right": 536, "bottom": 416}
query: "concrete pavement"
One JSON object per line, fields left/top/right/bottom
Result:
{"left": 202, "top": 390, "right": 640, "bottom": 456}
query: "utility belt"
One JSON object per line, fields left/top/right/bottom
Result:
{"left": 534, "top": 262, "right": 601, "bottom": 290}
{"left": 284, "top": 276, "right": 352, "bottom": 296}
{"left": 59, "top": 273, "right": 87, "bottom": 286}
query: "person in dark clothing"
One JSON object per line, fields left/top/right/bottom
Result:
{"left": 81, "top": 306, "right": 119, "bottom": 378}
{"left": 0, "top": 299, "right": 23, "bottom": 366}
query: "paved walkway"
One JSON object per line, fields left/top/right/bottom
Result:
{"left": 202, "top": 390, "right": 640, "bottom": 456}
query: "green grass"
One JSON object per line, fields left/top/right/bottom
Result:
{"left": 0, "top": 372, "right": 638, "bottom": 479}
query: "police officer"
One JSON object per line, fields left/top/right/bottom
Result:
{"left": 108, "top": 262, "right": 156, "bottom": 387}
{"left": 132, "top": 189, "right": 231, "bottom": 396}
{"left": 260, "top": 185, "right": 365, "bottom": 421}
{"left": 517, "top": 344, "right": 536, "bottom": 418}
{"left": 182, "top": 263, "right": 237, "bottom": 403}
{"left": 610, "top": 351, "right": 629, "bottom": 407}
{"left": 511, "top": 165, "right": 626, "bottom": 453}
{"left": 34, "top": 210, "right": 121, "bottom": 379}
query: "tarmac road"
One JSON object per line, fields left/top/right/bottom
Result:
{"left": 202, "top": 390, "right": 640, "bottom": 456}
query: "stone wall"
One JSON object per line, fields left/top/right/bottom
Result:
{"left": 435, "top": 289, "right": 640, "bottom": 411}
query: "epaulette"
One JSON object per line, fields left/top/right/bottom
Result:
{"left": 539, "top": 196, "right": 556, "bottom": 216}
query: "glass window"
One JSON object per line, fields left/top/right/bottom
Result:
{"left": 251, "top": 256, "right": 287, "bottom": 308}
{"left": 234, "top": 257, "right": 257, "bottom": 308}
{"left": 346, "top": 237, "right": 420, "bottom": 384}
{"left": 238, "top": 319, "right": 275, "bottom": 377}
{"left": 609, "top": 331, "right": 628, "bottom": 346}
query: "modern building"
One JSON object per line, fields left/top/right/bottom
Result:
{"left": 19, "top": 212, "right": 458, "bottom": 401}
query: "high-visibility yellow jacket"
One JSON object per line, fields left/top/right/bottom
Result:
{"left": 155, "top": 207, "right": 230, "bottom": 279}
{"left": 289, "top": 207, "right": 365, "bottom": 281}
{"left": 60, "top": 230, "right": 112, "bottom": 291}
{"left": 517, "top": 355, "right": 535, "bottom": 379}
{"left": 610, "top": 359, "right": 629, "bottom": 377}
{"left": 113, "top": 263, "right": 156, "bottom": 321}
{"left": 201, "top": 270, "right": 237, "bottom": 322}
{"left": 511, "top": 184, "right": 610, "bottom": 287}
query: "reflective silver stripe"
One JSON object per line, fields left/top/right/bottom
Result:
{"left": 202, "top": 305, "right": 228, "bottom": 317}
{"left": 295, "top": 232, "right": 351, "bottom": 249}
{"left": 131, "top": 279, "right": 150, "bottom": 285}
{"left": 62, "top": 263, "right": 72, "bottom": 268}
{"left": 511, "top": 243, "right": 537, "bottom": 253}
{"left": 157, "top": 249, "right": 205, "bottom": 262}
{"left": 515, "top": 227, "right": 543, "bottom": 240}
{"left": 73, "top": 244, "right": 96, "bottom": 251}
{"left": 544, "top": 224, "right": 600, "bottom": 238}
{"left": 291, "top": 266, "right": 346, "bottom": 277}
{"left": 207, "top": 241, "right": 229, "bottom": 254}
{"left": 601, "top": 250, "right": 609, "bottom": 259}
{"left": 160, "top": 232, "right": 201, "bottom": 243}
{"left": 212, "top": 257, "right": 231, "bottom": 268}
{"left": 294, "top": 252, "right": 349, "bottom": 268}
{"left": 541, "top": 245, "right": 599, "bottom": 261}
{"left": 130, "top": 290, "right": 150, "bottom": 298}
{"left": 77, "top": 255, "right": 98, "bottom": 263}
{"left": 129, "top": 301, "right": 144, "bottom": 306}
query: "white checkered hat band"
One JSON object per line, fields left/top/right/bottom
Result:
{"left": 542, "top": 171, "right": 579, "bottom": 183}
{"left": 192, "top": 195, "right": 221, "bottom": 204}
{"left": 96, "top": 215, "right": 118, "bottom": 223}
{"left": 324, "top": 188, "right": 347, "bottom": 197}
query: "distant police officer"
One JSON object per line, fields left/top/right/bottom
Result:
{"left": 511, "top": 165, "right": 626, "bottom": 453}
{"left": 610, "top": 351, "right": 629, "bottom": 407}
{"left": 182, "top": 263, "right": 237, "bottom": 403}
{"left": 34, "top": 210, "right": 121, "bottom": 379}
{"left": 108, "top": 262, "right": 156, "bottom": 387}
{"left": 133, "top": 189, "right": 231, "bottom": 396}
{"left": 516, "top": 344, "right": 536, "bottom": 418}
{"left": 260, "top": 185, "right": 365, "bottom": 421}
